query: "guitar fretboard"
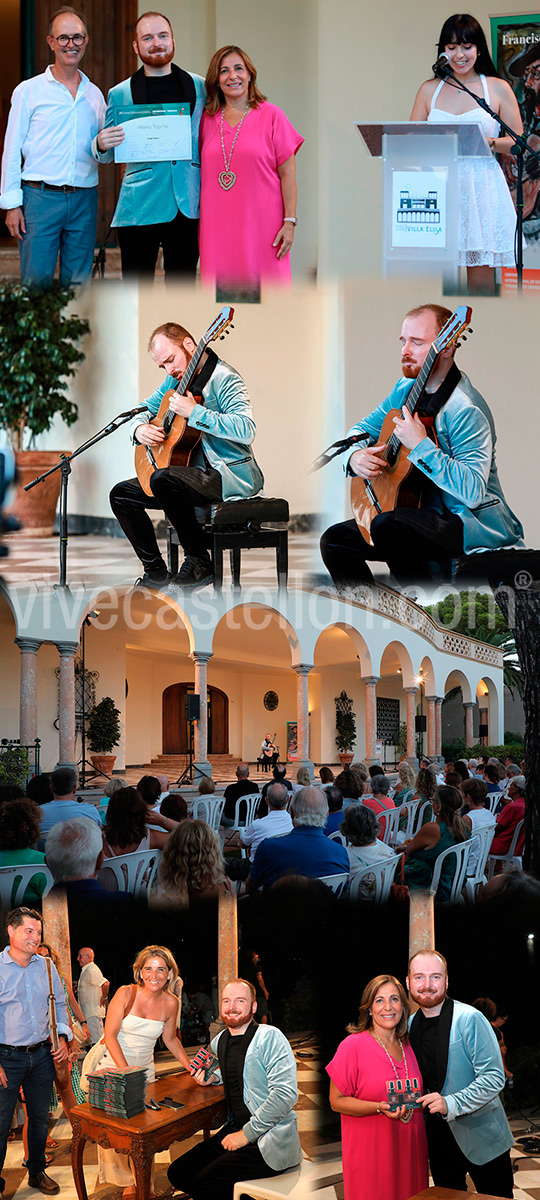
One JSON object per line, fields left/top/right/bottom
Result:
{"left": 161, "top": 336, "right": 207, "bottom": 432}
{"left": 384, "top": 344, "right": 438, "bottom": 467}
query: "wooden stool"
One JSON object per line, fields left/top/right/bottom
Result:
{"left": 167, "top": 497, "right": 289, "bottom": 588}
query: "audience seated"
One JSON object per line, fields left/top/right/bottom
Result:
{"left": 222, "top": 763, "right": 259, "bottom": 828}
{"left": 160, "top": 793, "right": 189, "bottom": 822}
{"left": 45, "top": 817, "right": 130, "bottom": 901}
{"left": 334, "top": 766, "right": 364, "bottom": 807}
{"left": 362, "top": 774, "right": 395, "bottom": 817}
{"left": 151, "top": 819, "right": 230, "bottom": 907}
{"left": 403, "top": 785, "right": 469, "bottom": 901}
{"left": 38, "top": 767, "right": 102, "bottom": 849}
{"left": 318, "top": 766, "right": 335, "bottom": 788}
{"left": 102, "top": 786, "right": 174, "bottom": 857}
{"left": 392, "top": 762, "right": 416, "bottom": 807}
{"left": 247, "top": 786, "right": 349, "bottom": 891}
{"left": 490, "top": 775, "right": 526, "bottom": 858}
{"left": 461, "top": 778, "right": 492, "bottom": 875}
{"left": 97, "top": 776, "right": 126, "bottom": 824}
{"left": 25, "top": 773, "right": 52, "bottom": 807}
{"left": 0, "top": 798, "right": 48, "bottom": 905}
{"left": 137, "top": 774, "right": 162, "bottom": 811}
{"left": 341, "top": 805, "right": 396, "bottom": 897}
{"left": 324, "top": 786, "right": 346, "bottom": 836}
{"left": 292, "top": 766, "right": 311, "bottom": 796}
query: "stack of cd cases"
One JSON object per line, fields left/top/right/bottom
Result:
{"left": 87, "top": 1066, "right": 148, "bottom": 1118}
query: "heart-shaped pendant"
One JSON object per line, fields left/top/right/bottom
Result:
{"left": 218, "top": 170, "right": 236, "bottom": 190}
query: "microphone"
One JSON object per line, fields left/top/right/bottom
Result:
{"left": 310, "top": 430, "right": 371, "bottom": 472}
{"left": 432, "top": 51, "right": 452, "bottom": 76}
{"left": 116, "top": 404, "right": 150, "bottom": 418}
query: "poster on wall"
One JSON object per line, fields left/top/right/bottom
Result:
{"left": 490, "top": 13, "right": 540, "bottom": 284}
{"left": 390, "top": 169, "right": 447, "bottom": 249}
{"left": 287, "top": 721, "right": 298, "bottom": 762}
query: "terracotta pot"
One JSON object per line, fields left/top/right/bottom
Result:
{"left": 89, "top": 754, "right": 117, "bottom": 776}
{"left": 6, "top": 450, "right": 68, "bottom": 537}
{"left": 338, "top": 752, "right": 354, "bottom": 769}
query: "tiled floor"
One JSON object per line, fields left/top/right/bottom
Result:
{"left": 2, "top": 1032, "right": 320, "bottom": 1200}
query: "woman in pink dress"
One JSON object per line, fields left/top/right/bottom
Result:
{"left": 326, "top": 975, "right": 428, "bottom": 1200}
{"left": 199, "top": 45, "right": 304, "bottom": 288}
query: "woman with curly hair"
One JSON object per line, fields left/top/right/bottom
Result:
{"left": 0, "top": 798, "right": 47, "bottom": 905}
{"left": 151, "top": 819, "right": 231, "bottom": 908}
{"left": 326, "top": 975, "right": 428, "bottom": 1200}
{"left": 198, "top": 44, "right": 304, "bottom": 287}
{"left": 392, "top": 762, "right": 416, "bottom": 808}
{"left": 103, "top": 786, "right": 175, "bottom": 858}
{"left": 404, "top": 785, "right": 470, "bottom": 900}
{"left": 95, "top": 946, "right": 190, "bottom": 1197}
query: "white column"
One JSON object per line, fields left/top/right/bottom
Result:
{"left": 191, "top": 651, "right": 213, "bottom": 776}
{"left": 15, "top": 637, "right": 41, "bottom": 748}
{"left": 293, "top": 664, "right": 314, "bottom": 775}
{"left": 56, "top": 643, "right": 77, "bottom": 770}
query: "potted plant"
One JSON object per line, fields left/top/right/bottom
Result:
{"left": 335, "top": 690, "right": 356, "bottom": 768}
{"left": 87, "top": 696, "right": 121, "bottom": 776}
{"left": 0, "top": 282, "right": 89, "bottom": 535}
{"left": 0, "top": 743, "right": 30, "bottom": 788}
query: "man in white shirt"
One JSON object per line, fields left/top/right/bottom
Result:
{"left": 227, "top": 783, "right": 293, "bottom": 883}
{"left": 0, "top": 6, "right": 105, "bottom": 287}
{"left": 76, "top": 947, "right": 109, "bottom": 1044}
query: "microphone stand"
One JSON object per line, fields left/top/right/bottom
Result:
{"left": 23, "top": 406, "right": 148, "bottom": 591}
{"left": 434, "top": 62, "right": 540, "bottom": 292}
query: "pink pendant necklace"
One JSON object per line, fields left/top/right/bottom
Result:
{"left": 218, "top": 106, "right": 250, "bottom": 190}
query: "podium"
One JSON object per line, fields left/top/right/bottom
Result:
{"left": 357, "top": 121, "right": 492, "bottom": 282}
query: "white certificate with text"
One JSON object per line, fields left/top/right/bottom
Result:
{"left": 113, "top": 103, "right": 191, "bottom": 163}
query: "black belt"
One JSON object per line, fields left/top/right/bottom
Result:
{"left": 23, "top": 181, "right": 85, "bottom": 193}
{"left": 0, "top": 1039, "right": 50, "bottom": 1053}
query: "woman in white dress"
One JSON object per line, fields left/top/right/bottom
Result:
{"left": 97, "top": 945, "right": 192, "bottom": 1199}
{"left": 410, "top": 14, "right": 523, "bottom": 294}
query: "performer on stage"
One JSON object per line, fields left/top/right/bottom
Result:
{"left": 260, "top": 734, "right": 278, "bottom": 770}
{"left": 410, "top": 14, "right": 523, "bottom": 295}
{"left": 320, "top": 303, "right": 523, "bottom": 589}
{"left": 110, "top": 320, "right": 264, "bottom": 588}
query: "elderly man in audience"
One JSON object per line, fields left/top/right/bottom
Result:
{"left": 45, "top": 816, "right": 129, "bottom": 902}
{"left": 227, "top": 783, "right": 293, "bottom": 883}
{"left": 247, "top": 787, "right": 349, "bottom": 891}
{"left": 222, "top": 763, "right": 259, "bottom": 828}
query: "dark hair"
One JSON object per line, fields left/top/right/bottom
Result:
{"left": 319, "top": 766, "right": 334, "bottom": 784}
{"left": 483, "top": 764, "right": 500, "bottom": 785}
{"left": 437, "top": 14, "right": 498, "bottom": 77}
{"left": 326, "top": 786, "right": 344, "bottom": 814}
{"left": 205, "top": 45, "right": 267, "bottom": 116}
{"left": 445, "top": 771, "right": 462, "bottom": 789}
{"left": 0, "top": 784, "right": 25, "bottom": 806}
{"left": 104, "top": 787, "right": 147, "bottom": 849}
{"left": 49, "top": 6, "right": 87, "bottom": 35}
{"left": 160, "top": 793, "right": 188, "bottom": 822}
{"left": 453, "top": 759, "right": 470, "bottom": 782}
{"left": 50, "top": 766, "right": 77, "bottom": 796}
{"left": 461, "top": 777, "right": 487, "bottom": 805}
{"left": 341, "top": 804, "right": 379, "bottom": 846}
{"left": 334, "top": 768, "right": 364, "bottom": 801}
{"left": 0, "top": 799, "right": 42, "bottom": 850}
{"left": 347, "top": 975, "right": 410, "bottom": 1040}
{"left": 25, "top": 774, "right": 52, "bottom": 806}
{"left": 473, "top": 996, "right": 497, "bottom": 1021}
{"left": 434, "top": 785, "right": 468, "bottom": 842}
{"left": 137, "top": 775, "right": 161, "bottom": 806}
{"left": 6, "top": 906, "right": 42, "bottom": 931}
{"left": 369, "top": 764, "right": 384, "bottom": 778}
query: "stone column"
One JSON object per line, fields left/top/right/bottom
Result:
{"left": 42, "top": 891, "right": 72, "bottom": 986}
{"left": 56, "top": 643, "right": 77, "bottom": 770}
{"left": 404, "top": 687, "right": 417, "bottom": 765}
{"left": 191, "top": 651, "right": 212, "bottom": 777}
{"left": 435, "top": 697, "right": 443, "bottom": 758}
{"left": 210, "top": 891, "right": 239, "bottom": 1041}
{"left": 293, "top": 664, "right": 314, "bottom": 775}
{"left": 464, "top": 702, "right": 475, "bottom": 748}
{"left": 364, "top": 676, "right": 380, "bottom": 765}
{"left": 15, "top": 637, "right": 41, "bottom": 747}
{"left": 409, "top": 893, "right": 435, "bottom": 960}
{"left": 426, "top": 695, "right": 437, "bottom": 758}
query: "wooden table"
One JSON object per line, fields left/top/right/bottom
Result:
{"left": 71, "top": 1070, "right": 226, "bottom": 1200}
{"left": 407, "top": 1188, "right": 512, "bottom": 1199}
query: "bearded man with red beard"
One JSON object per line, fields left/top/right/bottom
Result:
{"left": 407, "top": 950, "right": 514, "bottom": 1198}
{"left": 167, "top": 979, "right": 302, "bottom": 1200}
{"left": 93, "top": 11, "right": 205, "bottom": 279}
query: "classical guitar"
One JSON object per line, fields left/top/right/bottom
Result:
{"left": 262, "top": 733, "right": 278, "bottom": 760}
{"left": 351, "top": 306, "right": 472, "bottom": 546}
{"left": 135, "top": 306, "right": 235, "bottom": 497}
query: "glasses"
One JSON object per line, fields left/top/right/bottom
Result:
{"left": 53, "top": 33, "right": 86, "bottom": 46}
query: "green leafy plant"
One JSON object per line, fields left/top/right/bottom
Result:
{"left": 87, "top": 697, "right": 121, "bottom": 755}
{"left": 0, "top": 283, "right": 89, "bottom": 451}
{"left": 0, "top": 744, "right": 30, "bottom": 787}
{"left": 335, "top": 690, "right": 357, "bottom": 754}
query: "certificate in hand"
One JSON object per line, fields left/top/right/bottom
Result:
{"left": 113, "top": 103, "right": 191, "bottom": 163}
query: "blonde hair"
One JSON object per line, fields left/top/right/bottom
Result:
{"left": 132, "top": 945, "right": 178, "bottom": 995}
{"left": 398, "top": 762, "right": 416, "bottom": 790}
{"left": 347, "top": 974, "right": 410, "bottom": 1041}
{"left": 296, "top": 766, "right": 311, "bottom": 786}
{"left": 158, "top": 819, "right": 225, "bottom": 899}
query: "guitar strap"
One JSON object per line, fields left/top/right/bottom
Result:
{"left": 190, "top": 347, "right": 219, "bottom": 399}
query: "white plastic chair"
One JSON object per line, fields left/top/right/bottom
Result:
{"left": 486, "top": 818, "right": 525, "bottom": 878}
{"left": 328, "top": 830, "right": 347, "bottom": 847}
{"left": 465, "top": 823, "right": 496, "bottom": 902}
{"left": 317, "top": 872, "right": 350, "bottom": 897}
{"left": 348, "top": 855, "right": 400, "bottom": 904}
{"left": 191, "top": 796, "right": 225, "bottom": 833}
{"left": 0, "top": 863, "right": 54, "bottom": 908}
{"left": 232, "top": 793, "right": 261, "bottom": 829}
{"left": 376, "top": 807, "right": 402, "bottom": 847}
{"left": 98, "top": 849, "right": 161, "bottom": 898}
{"left": 429, "top": 839, "right": 473, "bottom": 905}
{"left": 396, "top": 799, "right": 422, "bottom": 840}
{"left": 485, "top": 792, "right": 503, "bottom": 814}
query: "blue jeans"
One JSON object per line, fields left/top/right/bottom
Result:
{"left": 0, "top": 1042, "right": 55, "bottom": 1190}
{"left": 19, "top": 183, "right": 98, "bottom": 287}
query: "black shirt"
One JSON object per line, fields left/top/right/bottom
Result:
{"left": 222, "top": 1022, "right": 257, "bottom": 1129}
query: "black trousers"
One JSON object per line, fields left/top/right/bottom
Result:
{"left": 117, "top": 210, "right": 199, "bottom": 278}
{"left": 109, "top": 466, "right": 222, "bottom": 571}
{"left": 320, "top": 509, "right": 464, "bottom": 587}
{"left": 167, "top": 1126, "right": 281, "bottom": 1200}
{"left": 426, "top": 1111, "right": 514, "bottom": 1197}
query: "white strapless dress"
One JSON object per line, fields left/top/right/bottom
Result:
{"left": 97, "top": 1013, "right": 164, "bottom": 1186}
{"left": 427, "top": 75, "right": 518, "bottom": 266}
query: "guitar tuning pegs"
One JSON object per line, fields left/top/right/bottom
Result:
{"left": 230, "top": 323, "right": 235, "bottom": 328}
{"left": 461, "top": 335, "right": 467, "bottom": 341}
{"left": 468, "top": 327, "right": 473, "bottom": 333}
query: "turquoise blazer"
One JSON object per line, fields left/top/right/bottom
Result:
{"left": 92, "top": 65, "right": 205, "bottom": 226}
{"left": 211, "top": 1024, "right": 302, "bottom": 1171}
{"left": 410, "top": 999, "right": 513, "bottom": 1165}
{"left": 346, "top": 371, "right": 524, "bottom": 555}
